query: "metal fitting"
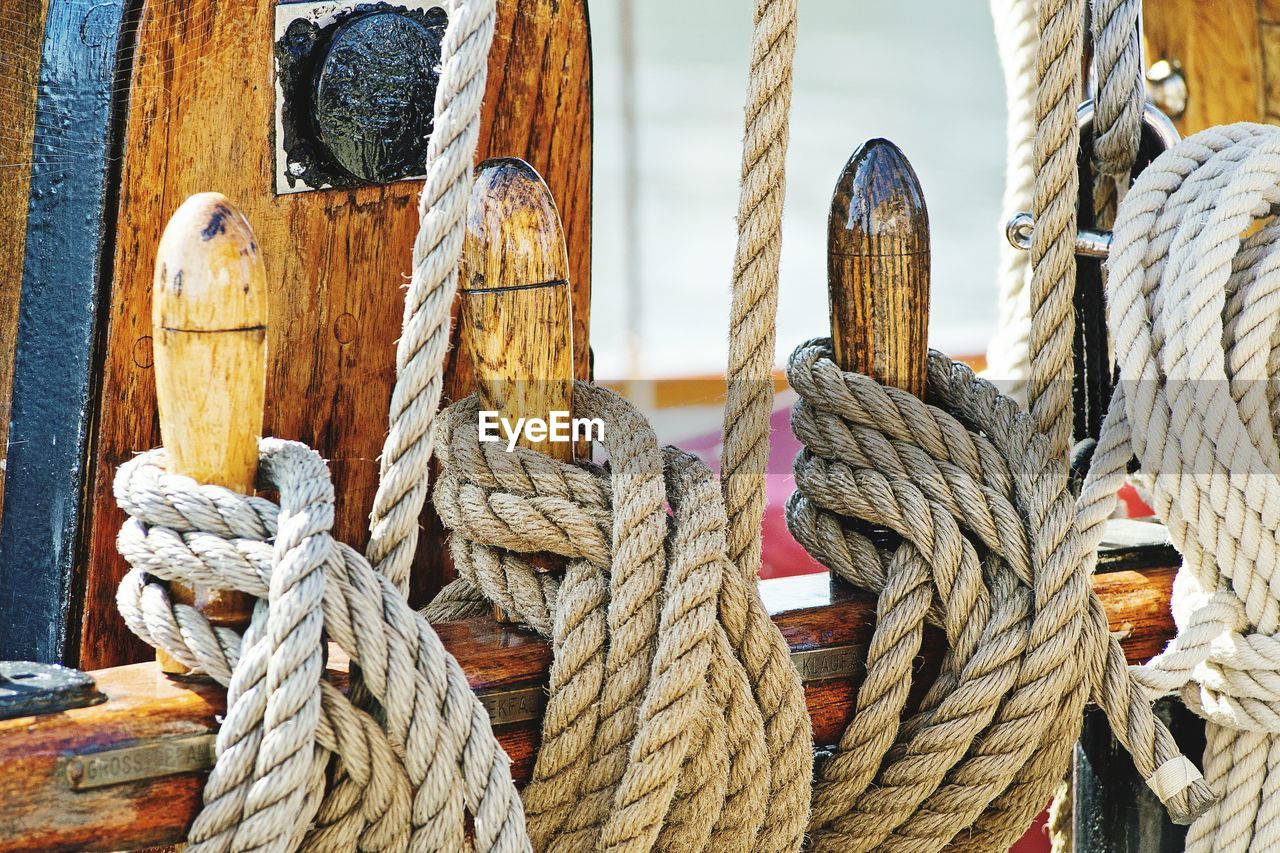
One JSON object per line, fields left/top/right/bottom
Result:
{"left": 1146, "top": 59, "right": 1188, "bottom": 119}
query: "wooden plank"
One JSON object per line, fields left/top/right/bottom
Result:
{"left": 0, "top": 0, "right": 49, "bottom": 520}
{"left": 75, "top": 0, "right": 592, "bottom": 669}
{"left": 0, "top": 559, "right": 1179, "bottom": 853}
{"left": 1144, "top": 0, "right": 1263, "bottom": 133}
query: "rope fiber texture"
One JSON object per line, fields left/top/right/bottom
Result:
{"left": 114, "top": 0, "right": 534, "bottom": 849}
{"left": 426, "top": 0, "right": 813, "bottom": 849}
{"left": 426, "top": 388, "right": 810, "bottom": 852}
{"left": 786, "top": 341, "right": 1215, "bottom": 852}
{"left": 1079, "top": 122, "right": 1280, "bottom": 852}
{"left": 116, "top": 443, "right": 527, "bottom": 852}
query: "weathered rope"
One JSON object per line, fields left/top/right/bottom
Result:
{"left": 1079, "top": 122, "right": 1280, "bottom": 852}
{"left": 114, "top": 0, "right": 533, "bottom": 849}
{"left": 426, "top": 0, "right": 813, "bottom": 850}
{"left": 426, "top": 386, "right": 810, "bottom": 851}
{"left": 1089, "top": 0, "right": 1143, "bottom": 227}
{"left": 365, "top": 0, "right": 497, "bottom": 594}
{"left": 1028, "top": 0, "right": 1085, "bottom": 458}
{"left": 786, "top": 340, "right": 1215, "bottom": 852}
{"left": 116, "top": 442, "right": 528, "bottom": 852}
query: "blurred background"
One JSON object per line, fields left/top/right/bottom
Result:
{"left": 589, "top": 0, "right": 1007, "bottom": 380}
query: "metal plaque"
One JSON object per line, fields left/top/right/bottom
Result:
{"left": 65, "top": 733, "right": 216, "bottom": 791}
{"left": 790, "top": 644, "right": 866, "bottom": 683}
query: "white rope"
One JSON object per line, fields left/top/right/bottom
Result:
{"left": 983, "top": 0, "right": 1039, "bottom": 396}
{"left": 985, "top": 0, "right": 1144, "bottom": 389}
{"left": 1080, "top": 122, "right": 1280, "bottom": 851}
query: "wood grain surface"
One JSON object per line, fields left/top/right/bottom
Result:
{"left": 0, "top": 559, "right": 1179, "bottom": 853}
{"left": 459, "top": 158, "right": 575, "bottom": 461}
{"left": 1145, "top": 0, "right": 1263, "bottom": 133}
{"left": 827, "top": 138, "right": 930, "bottom": 398}
{"left": 75, "top": 0, "right": 592, "bottom": 669}
{"left": 0, "top": 0, "right": 49, "bottom": 526}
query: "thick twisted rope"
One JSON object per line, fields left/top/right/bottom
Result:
{"left": 113, "top": 0, "right": 532, "bottom": 848}
{"left": 116, "top": 442, "right": 528, "bottom": 852}
{"left": 786, "top": 340, "right": 1215, "bottom": 852}
{"left": 1029, "top": 0, "right": 1086, "bottom": 458}
{"left": 1089, "top": 0, "right": 1143, "bottom": 228}
{"left": 722, "top": 0, "right": 795, "bottom": 580}
{"left": 366, "top": 0, "right": 497, "bottom": 594}
{"left": 426, "top": 384, "right": 810, "bottom": 852}
{"left": 1079, "top": 123, "right": 1280, "bottom": 852}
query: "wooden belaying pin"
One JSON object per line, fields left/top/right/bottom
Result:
{"left": 152, "top": 193, "right": 267, "bottom": 676}
{"left": 458, "top": 158, "right": 574, "bottom": 621}
{"left": 828, "top": 138, "right": 930, "bottom": 397}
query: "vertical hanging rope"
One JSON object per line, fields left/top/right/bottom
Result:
{"left": 984, "top": 0, "right": 1039, "bottom": 396}
{"left": 1028, "top": 0, "right": 1086, "bottom": 459}
{"left": 722, "top": 0, "right": 797, "bottom": 579}
{"left": 365, "top": 0, "right": 498, "bottom": 593}
{"left": 1089, "top": 0, "right": 1143, "bottom": 228}
{"left": 718, "top": 2, "right": 815, "bottom": 848}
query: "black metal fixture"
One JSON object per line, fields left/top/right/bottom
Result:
{"left": 275, "top": 3, "right": 446, "bottom": 192}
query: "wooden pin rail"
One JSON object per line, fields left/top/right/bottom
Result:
{"left": 0, "top": 520, "right": 1177, "bottom": 853}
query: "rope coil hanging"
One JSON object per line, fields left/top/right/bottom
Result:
{"left": 1079, "top": 121, "right": 1280, "bottom": 851}
{"left": 785, "top": 0, "right": 1215, "bottom": 847}
{"left": 786, "top": 342, "right": 1214, "bottom": 851}
{"left": 427, "top": 389, "right": 810, "bottom": 852}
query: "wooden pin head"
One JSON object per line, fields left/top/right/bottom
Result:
{"left": 459, "top": 157, "right": 574, "bottom": 463}
{"left": 152, "top": 192, "right": 267, "bottom": 674}
{"left": 828, "top": 138, "right": 930, "bottom": 396}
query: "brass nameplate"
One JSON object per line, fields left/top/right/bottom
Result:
{"left": 479, "top": 686, "right": 547, "bottom": 727}
{"left": 790, "top": 644, "right": 865, "bottom": 683}
{"left": 66, "top": 733, "right": 216, "bottom": 791}
{"left": 475, "top": 644, "right": 866, "bottom": 728}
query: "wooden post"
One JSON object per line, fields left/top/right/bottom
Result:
{"left": 458, "top": 158, "right": 574, "bottom": 618}
{"left": 151, "top": 193, "right": 267, "bottom": 675}
{"left": 827, "top": 138, "right": 930, "bottom": 396}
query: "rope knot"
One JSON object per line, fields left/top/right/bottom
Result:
{"left": 786, "top": 339, "right": 1215, "bottom": 848}
{"left": 427, "top": 382, "right": 813, "bottom": 851}
{"left": 116, "top": 439, "right": 529, "bottom": 852}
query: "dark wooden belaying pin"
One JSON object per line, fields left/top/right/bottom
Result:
{"left": 457, "top": 158, "right": 576, "bottom": 623}
{"left": 827, "top": 137, "right": 930, "bottom": 398}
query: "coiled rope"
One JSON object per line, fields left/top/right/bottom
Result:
{"left": 115, "top": 0, "right": 532, "bottom": 849}
{"left": 425, "top": 0, "right": 813, "bottom": 849}
{"left": 1080, "top": 122, "right": 1280, "bottom": 852}
{"left": 426, "top": 390, "right": 809, "bottom": 851}
{"left": 785, "top": 0, "right": 1217, "bottom": 849}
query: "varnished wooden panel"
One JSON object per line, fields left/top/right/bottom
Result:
{"left": 77, "top": 0, "right": 592, "bottom": 669}
{"left": 0, "top": 563, "right": 1178, "bottom": 853}
{"left": 1145, "top": 0, "right": 1263, "bottom": 133}
{"left": 0, "top": 0, "right": 49, "bottom": 527}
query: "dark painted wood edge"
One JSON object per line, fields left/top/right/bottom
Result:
{"left": 0, "top": 0, "right": 136, "bottom": 664}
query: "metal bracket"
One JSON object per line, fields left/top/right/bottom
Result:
{"left": 0, "top": 662, "right": 105, "bottom": 721}
{"left": 1004, "top": 99, "right": 1181, "bottom": 262}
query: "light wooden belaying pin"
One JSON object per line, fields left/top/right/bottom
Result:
{"left": 828, "top": 138, "right": 930, "bottom": 397}
{"left": 152, "top": 193, "right": 267, "bottom": 676}
{"left": 458, "top": 158, "right": 574, "bottom": 622}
